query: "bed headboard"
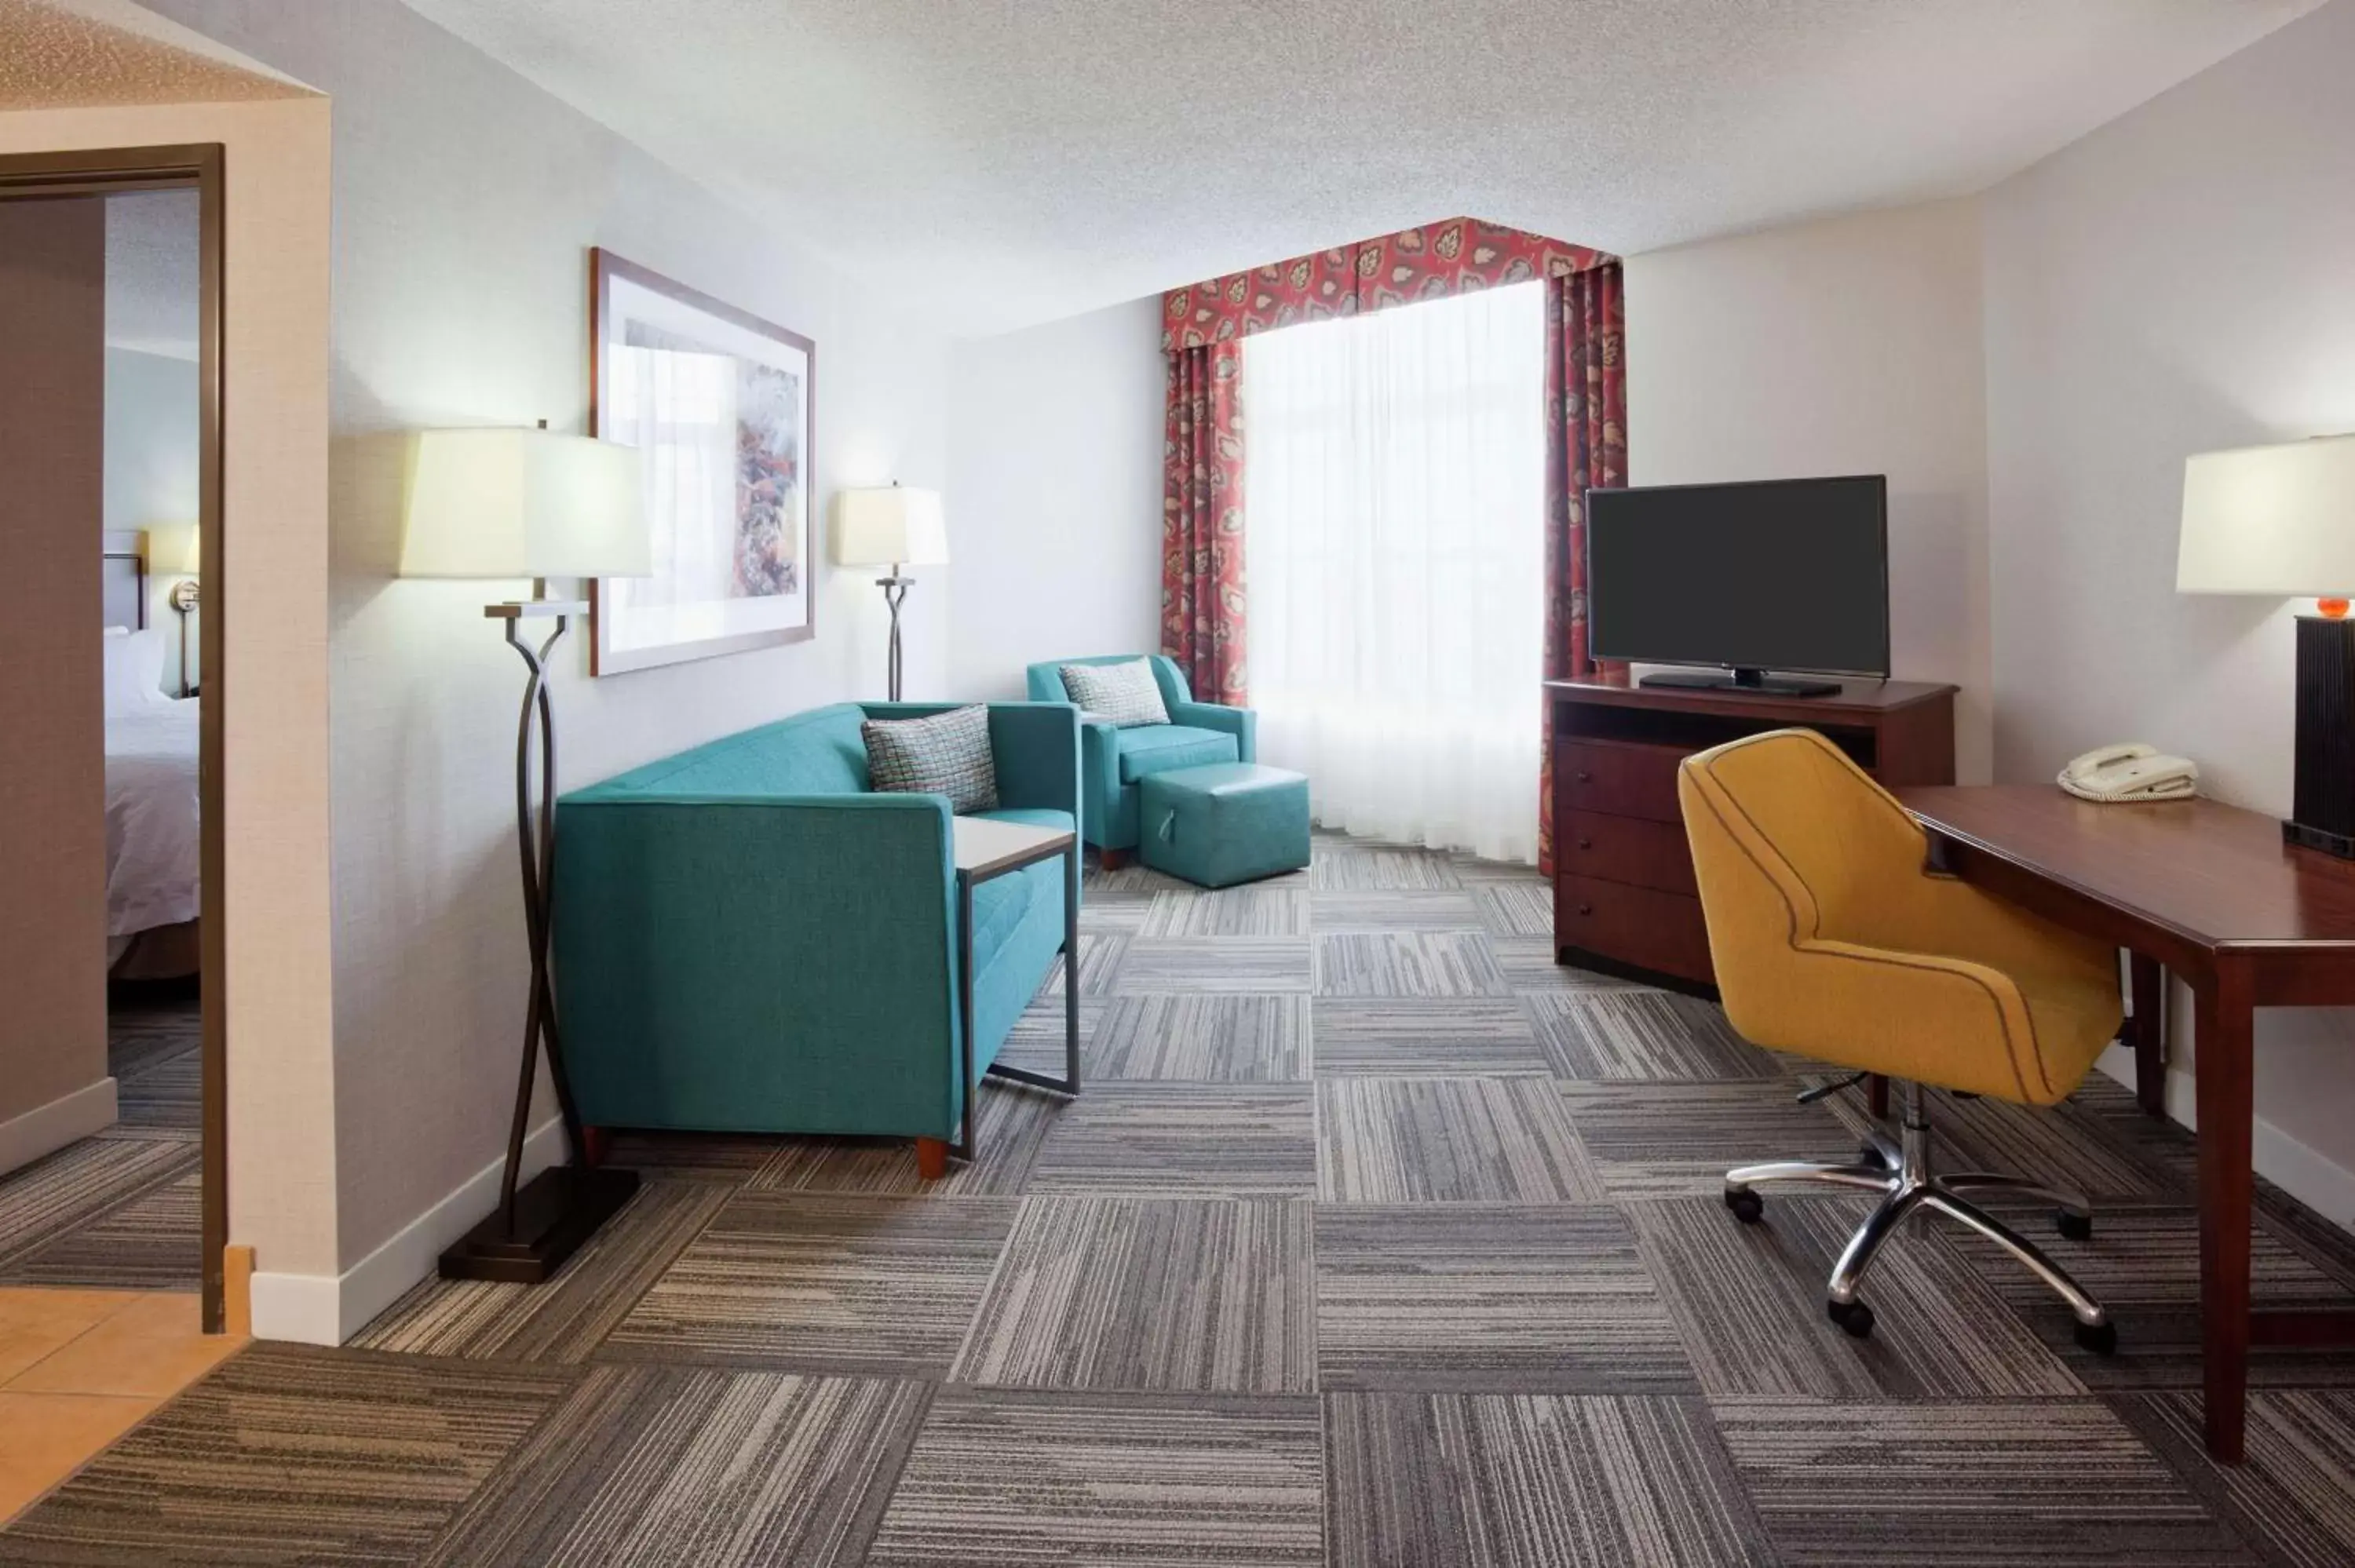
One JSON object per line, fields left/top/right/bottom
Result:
{"left": 101, "top": 531, "right": 148, "bottom": 633}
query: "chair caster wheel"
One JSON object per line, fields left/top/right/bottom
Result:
{"left": 2055, "top": 1209, "right": 2094, "bottom": 1242}
{"left": 1724, "top": 1187, "right": 1765, "bottom": 1224}
{"left": 1857, "top": 1143, "right": 1889, "bottom": 1171}
{"left": 2073, "top": 1318, "right": 2117, "bottom": 1355}
{"left": 1827, "top": 1298, "right": 1875, "bottom": 1339}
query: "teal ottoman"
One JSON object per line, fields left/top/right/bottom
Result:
{"left": 1137, "top": 762, "right": 1311, "bottom": 888}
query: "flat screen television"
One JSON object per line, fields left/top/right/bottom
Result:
{"left": 1585, "top": 475, "right": 1889, "bottom": 697}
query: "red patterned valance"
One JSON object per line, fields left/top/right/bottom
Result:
{"left": 1162, "top": 217, "right": 1614, "bottom": 352}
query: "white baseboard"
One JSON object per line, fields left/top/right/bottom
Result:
{"left": 0, "top": 1077, "right": 118, "bottom": 1177}
{"left": 250, "top": 1115, "right": 566, "bottom": 1345}
{"left": 2095, "top": 1045, "right": 2355, "bottom": 1231}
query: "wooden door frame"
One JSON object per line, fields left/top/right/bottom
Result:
{"left": 0, "top": 144, "right": 228, "bottom": 1333}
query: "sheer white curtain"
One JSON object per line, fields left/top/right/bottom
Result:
{"left": 1245, "top": 280, "right": 1546, "bottom": 862}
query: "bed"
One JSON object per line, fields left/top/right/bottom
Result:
{"left": 102, "top": 533, "right": 201, "bottom": 980}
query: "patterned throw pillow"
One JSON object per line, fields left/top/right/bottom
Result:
{"left": 1060, "top": 659, "right": 1170, "bottom": 727}
{"left": 862, "top": 705, "right": 1000, "bottom": 814}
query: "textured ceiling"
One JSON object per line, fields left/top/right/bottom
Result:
{"left": 106, "top": 188, "right": 199, "bottom": 359}
{"left": 405, "top": 0, "right": 2314, "bottom": 336}
{"left": 0, "top": 0, "right": 305, "bottom": 109}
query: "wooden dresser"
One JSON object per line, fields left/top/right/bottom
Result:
{"left": 1546, "top": 676, "right": 1958, "bottom": 989}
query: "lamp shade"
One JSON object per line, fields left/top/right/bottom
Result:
{"left": 2178, "top": 433, "right": 2355, "bottom": 597}
{"left": 145, "top": 523, "right": 200, "bottom": 577}
{"left": 833, "top": 485, "right": 947, "bottom": 567}
{"left": 398, "top": 427, "right": 651, "bottom": 580}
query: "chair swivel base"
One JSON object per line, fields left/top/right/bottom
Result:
{"left": 1723, "top": 1082, "right": 2116, "bottom": 1355}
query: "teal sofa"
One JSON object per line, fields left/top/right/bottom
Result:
{"left": 1024, "top": 655, "right": 1256, "bottom": 858}
{"left": 550, "top": 700, "right": 1079, "bottom": 1158}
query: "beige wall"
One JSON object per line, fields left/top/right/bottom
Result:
{"left": 0, "top": 97, "right": 338, "bottom": 1289}
{"left": 1623, "top": 198, "right": 1994, "bottom": 783}
{"left": 0, "top": 195, "right": 110, "bottom": 1161}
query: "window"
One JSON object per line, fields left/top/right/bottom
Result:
{"left": 1244, "top": 280, "right": 1546, "bottom": 862}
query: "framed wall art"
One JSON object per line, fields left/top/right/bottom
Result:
{"left": 590, "top": 248, "right": 816, "bottom": 674}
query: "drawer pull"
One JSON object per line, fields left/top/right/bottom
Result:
{"left": 1575, "top": 771, "right": 1593, "bottom": 784}
{"left": 1576, "top": 903, "right": 1593, "bottom": 916}
{"left": 1576, "top": 837, "right": 1592, "bottom": 850}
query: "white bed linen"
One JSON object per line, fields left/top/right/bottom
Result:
{"left": 106, "top": 696, "right": 200, "bottom": 960}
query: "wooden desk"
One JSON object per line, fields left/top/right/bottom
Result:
{"left": 1898, "top": 786, "right": 2355, "bottom": 1463}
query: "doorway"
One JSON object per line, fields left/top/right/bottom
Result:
{"left": 0, "top": 147, "right": 225, "bottom": 1333}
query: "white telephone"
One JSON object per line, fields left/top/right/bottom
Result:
{"left": 2057, "top": 743, "right": 2199, "bottom": 804}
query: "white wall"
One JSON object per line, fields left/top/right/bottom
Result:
{"left": 148, "top": 0, "right": 953, "bottom": 1333}
{"left": 946, "top": 297, "right": 1167, "bottom": 694}
{"left": 1623, "top": 198, "right": 1994, "bottom": 783}
{"left": 104, "top": 345, "right": 199, "bottom": 687}
{"left": 1984, "top": 0, "right": 2355, "bottom": 1222}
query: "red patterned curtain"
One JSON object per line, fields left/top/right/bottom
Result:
{"left": 1162, "top": 344, "right": 1247, "bottom": 703}
{"left": 1160, "top": 217, "right": 1624, "bottom": 856}
{"left": 1539, "top": 261, "right": 1627, "bottom": 873}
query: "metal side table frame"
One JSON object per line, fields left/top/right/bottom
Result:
{"left": 951, "top": 818, "right": 1082, "bottom": 1163}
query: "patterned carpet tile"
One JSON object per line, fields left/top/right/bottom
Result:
{"left": 1311, "top": 999, "right": 1551, "bottom": 1077}
{"left": 952, "top": 1197, "right": 1314, "bottom": 1394}
{"left": 1712, "top": 1397, "right": 2258, "bottom": 1566}
{"left": 1531, "top": 990, "right": 1780, "bottom": 1081}
{"left": 1309, "top": 890, "right": 1486, "bottom": 932}
{"left": 1473, "top": 881, "right": 1554, "bottom": 937}
{"left": 114, "top": 1048, "right": 202, "bottom": 1136}
{"left": 867, "top": 1390, "right": 1325, "bottom": 1567}
{"left": 421, "top": 1366, "right": 929, "bottom": 1567}
{"left": 749, "top": 1082, "right": 1064, "bottom": 1198}
{"left": 2114, "top": 1388, "right": 2355, "bottom": 1568}
{"left": 1044, "top": 932, "right": 1128, "bottom": 997}
{"left": 0, "top": 1163, "right": 200, "bottom": 1290}
{"left": 1326, "top": 1392, "right": 1774, "bottom": 1567}
{"left": 1627, "top": 1195, "right": 2083, "bottom": 1399}
{"left": 1557, "top": 1078, "right": 1855, "bottom": 1199}
{"left": 1083, "top": 862, "right": 1200, "bottom": 895}
{"left": 1490, "top": 936, "right": 1645, "bottom": 993}
{"left": 998, "top": 991, "right": 1106, "bottom": 1061}
{"left": 1310, "top": 847, "right": 1465, "bottom": 890}
{"left": 0, "top": 1136, "right": 194, "bottom": 1274}
{"left": 1063, "top": 994, "right": 1310, "bottom": 1082}
{"left": 104, "top": 998, "right": 200, "bottom": 1081}
{"left": 598, "top": 1193, "right": 1017, "bottom": 1377}
{"left": 1821, "top": 1080, "right": 2186, "bottom": 1203}
{"left": 597, "top": 1127, "right": 785, "bottom": 1183}
{"left": 1076, "top": 887, "right": 1159, "bottom": 932}
{"left": 1119, "top": 937, "right": 1312, "bottom": 994}
{"left": 1315, "top": 1205, "right": 1696, "bottom": 1394}
{"left": 1028, "top": 1083, "right": 1317, "bottom": 1197}
{"left": 354, "top": 1180, "right": 732, "bottom": 1362}
{"left": 1316, "top": 932, "right": 1511, "bottom": 997}
{"left": 1141, "top": 886, "right": 1312, "bottom": 937}
{"left": 1318, "top": 1077, "right": 1603, "bottom": 1202}
{"left": 0, "top": 1344, "right": 571, "bottom": 1565}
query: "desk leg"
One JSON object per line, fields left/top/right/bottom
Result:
{"left": 2194, "top": 962, "right": 2255, "bottom": 1464}
{"left": 2130, "top": 954, "right": 2167, "bottom": 1118}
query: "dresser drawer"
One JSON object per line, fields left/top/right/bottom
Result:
{"left": 1554, "top": 874, "right": 1714, "bottom": 985}
{"left": 1557, "top": 810, "right": 1697, "bottom": 896}
{"left": 1557, "top": 740, "right": 1687, "bottom": 824}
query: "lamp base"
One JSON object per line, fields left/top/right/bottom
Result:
{"left": 436, "top": 1165, "right": 639, "bottom": 1284}
{"left": 2290, "top": 614, "right": 2355, "bottom": 861}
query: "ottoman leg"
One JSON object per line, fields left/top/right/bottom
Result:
{"left": 1097, "top": 847, "right": 1130, "bottom": 871}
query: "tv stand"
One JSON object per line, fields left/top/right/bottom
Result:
{"left": 1638, "top": 667, "right": 1843, "bottom": 698}
{"left": 1545, "top": 673, "right": 1957, "bottom": 990}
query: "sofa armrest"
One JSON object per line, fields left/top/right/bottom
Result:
{"left": 986, "top": 702, "right": 1082, "bottom": 816}
{"left": 1169, "top": 699, "right": 1256, "bottom": 764}
{"left": 551, "top": 791, "right": 964, "bottom": 1131}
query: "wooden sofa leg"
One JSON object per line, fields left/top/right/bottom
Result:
{"left": 915, "top": 1138, "right": 949, "bottom": 1181}
{"left": 1097, "top": 848, "right": 1129, "bottom": 871}
{"left": 580, "top": 1126, "right": 607, "bottom": 1168}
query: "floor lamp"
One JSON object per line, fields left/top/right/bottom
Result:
{"left": 399, "top": 426, "right": 652, "bottom": 1282}
{"left": 834, "top": 483, "right": 947, "bottom": 701}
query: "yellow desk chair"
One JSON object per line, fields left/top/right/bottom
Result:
{"left": 1678, "top": 728, "right": 2122, "bottom": 1352}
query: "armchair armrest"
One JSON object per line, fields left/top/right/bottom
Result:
{"left": 1080, "top": 717, "right": 1123, "bottom": 803}
{"left": 1168, "top": 698, "right": 1256, "bottom": 763}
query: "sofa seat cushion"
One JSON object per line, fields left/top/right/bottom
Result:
{"left": 1115, "top": 724, "right": 1240, "bottom": 784}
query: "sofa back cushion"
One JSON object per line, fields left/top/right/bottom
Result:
{"left": 575, "top": 703, "right": 874, "bottom": 800}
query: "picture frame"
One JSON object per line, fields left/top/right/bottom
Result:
{"left": 589, "top": 248, "right": 816, "bottom": 675}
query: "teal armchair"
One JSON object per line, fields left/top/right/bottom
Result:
{"left": 1024, "top": 654, "right": 1257, "bottom": 855}
{"left": 550, "top": 700, "right": 1079, "bottom": 1169}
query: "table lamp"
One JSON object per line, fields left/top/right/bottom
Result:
{"left": 144, "top": 522, "right": 202, "bottom": 697}
{"left": 399, "top": 425, "right": 651, "bottom": 1281}
{"left": 2178, "top": 432, "right": 2355, "bottom": 857}
{"left": 833, "top": 483, "right": 947, "bottom": 701}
